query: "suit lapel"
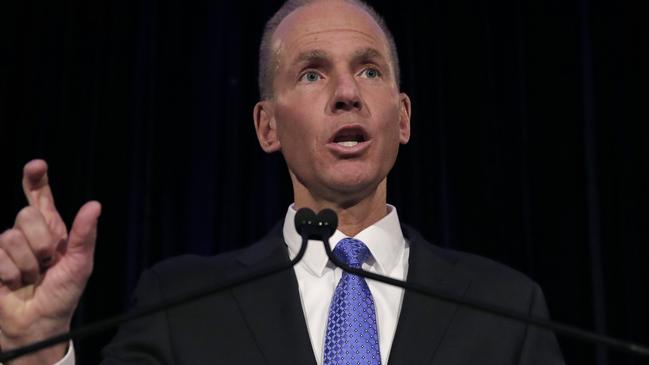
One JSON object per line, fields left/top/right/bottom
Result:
{"left": 387, "top": 227, "right": 472, "bottom": 365}
{"left": 229, "top": 230, "right": 317, "bottom": 365}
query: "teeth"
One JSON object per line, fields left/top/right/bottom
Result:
{"left": 337, "top": 141, "right": 359, "bottom": 147}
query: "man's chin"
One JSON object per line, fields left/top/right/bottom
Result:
{"left": 290, "top": 165, "right": 387, "bottom": 205}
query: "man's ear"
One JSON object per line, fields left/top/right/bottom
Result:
{"left": 398, "top": 93, "right": 412, "bottom": 144}
{"left": 253, "top": 100, "right": 281, "bottom": 153}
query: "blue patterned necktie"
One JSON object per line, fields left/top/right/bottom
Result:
{"left": 323, "top": 238, "right": 381, "bottom": 365}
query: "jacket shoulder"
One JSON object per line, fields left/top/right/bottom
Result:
{"left": 403, "top": 224, "right": 541, "bottom": 304}
{"left": 141, "top": 228, "right": 284, "bottom": 296}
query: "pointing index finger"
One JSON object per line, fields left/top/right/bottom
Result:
{"left": 21, "top": 159, "right": 57, "bottom": 214}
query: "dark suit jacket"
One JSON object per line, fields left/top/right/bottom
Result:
{"left": 101, "top": 224, "right": 565, "bottom": 364}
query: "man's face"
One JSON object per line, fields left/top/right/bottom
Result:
{"left": 255, "top": 0, "right": 411, "bottom": 204}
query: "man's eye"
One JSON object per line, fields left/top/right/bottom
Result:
{"left": 361, "top": 68, "right": 381, "bottom": 79}
{"left": 300, "top": 71, "right": 322, "bottom": 82}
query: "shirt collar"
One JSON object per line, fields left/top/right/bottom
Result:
{"left": 283, "top": 204, "right": 405, "bottom": 277}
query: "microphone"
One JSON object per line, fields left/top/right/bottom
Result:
{"left": 314, "top": 210, "right": 649, "bottom": 359}
{"left": 294, "top": 207, "right": 336, "bottom": 241}
{"left": 295, "top": 207, "right": 318, "bottom": 239}
{"left": 316, "top": 208, "right": 337, "bottom": 239}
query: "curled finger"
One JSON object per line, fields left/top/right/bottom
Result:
{"left": 0, "top": 229, "right": 41, "bottom": 285}
{"left": 14, "top": 206, "right": 59, "bottom": 268}
{"left": 0, "top": 247, "right": 22, "bottom": 291}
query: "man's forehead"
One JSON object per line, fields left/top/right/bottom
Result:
{"left": 270, "top": 1, "right": 390, "bottom": 61}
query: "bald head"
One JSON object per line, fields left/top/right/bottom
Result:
{"left": 258, "top": 0, "right": 400, "bottom": 100}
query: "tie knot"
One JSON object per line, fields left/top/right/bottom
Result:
{"left": 333, "top": 238, "right": 370, "bottom": 268}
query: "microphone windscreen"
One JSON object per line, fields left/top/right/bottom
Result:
{"left": 317, "top": 208, "right": 338, "bottom": 239}
{"left": 295, "top": 207, "right": 317, "bottom": 236}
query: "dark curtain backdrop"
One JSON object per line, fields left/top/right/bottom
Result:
{"left": 1, "top": 0, "right": 647, "bottom": 364}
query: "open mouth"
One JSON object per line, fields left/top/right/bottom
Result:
{"left": 330, "top": 126, "right": 369, "bottom": 148}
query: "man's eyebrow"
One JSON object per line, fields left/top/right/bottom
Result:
{"left": 293, "top": 49, "right": 330, "bottom": 66}
{"left": 290, "top": 48, "right": 389, "bottom": 70}
{"left": 351, "top": 47, "right": 386, "bottom": 64}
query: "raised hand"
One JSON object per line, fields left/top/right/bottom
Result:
{"left": 0, "top": 160, "right": 101, "bottom": 364}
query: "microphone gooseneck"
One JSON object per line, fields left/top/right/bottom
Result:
{"left": 0, "top": 210, "right": 319, "bottom": 363}
{"left": 317, "top": 212, "right": 649, "bottom": 358}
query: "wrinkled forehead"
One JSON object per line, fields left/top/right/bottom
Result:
{"left": 271, "top": 1, "right": 392, "bottom": 64}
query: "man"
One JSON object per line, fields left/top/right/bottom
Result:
{"left": 0, "top": 0, "right": 565, "bottom": 364}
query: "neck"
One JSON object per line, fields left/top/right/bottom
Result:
{"left": 293, "top": 179, "right": 389, "bottom": 237}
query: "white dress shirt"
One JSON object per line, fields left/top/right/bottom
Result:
{"left": 53, "top": 204, "right": 409, "bottom": 365}
{"left": 7, "top": 342, "right": 75, "bottom": 365}
{"left": 283, "top": 204, "right": 409, "bottom": 365}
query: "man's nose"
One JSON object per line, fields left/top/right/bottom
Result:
{"left": 329, "top": 73, "right": 362, "bottom": 113}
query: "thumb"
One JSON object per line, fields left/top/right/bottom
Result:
{"left": 67, "top": 201, "right": 102, "bottom": 258}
